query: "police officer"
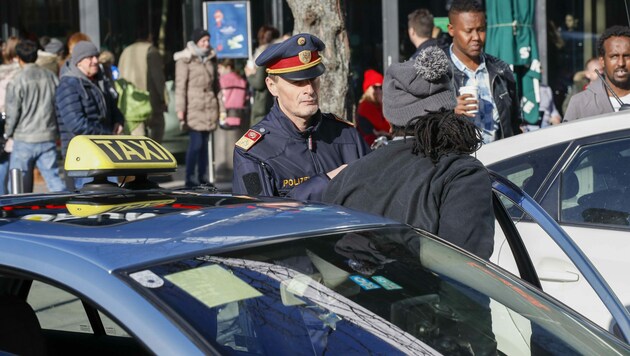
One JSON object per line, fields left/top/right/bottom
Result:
{"left": 232, "top": 33, "right": 369, "bottom": 200}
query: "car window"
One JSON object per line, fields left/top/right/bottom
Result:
{"left": 0, "top": 276, "right": 148, "bottom": 355}
{"left": 488, "top": 142, "right": 569, "bottom": 218}
{"left": 125, "top": 227, "right": 628, "bottom": 355}
{"left": 27, "top": 280, "right": 130, "bottom": 337}
{"left": 560, "top": 138, "right": 630, "bottom": 227}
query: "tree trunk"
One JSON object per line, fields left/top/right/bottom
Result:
{"left": 285, "top": 0, "right": 350, "bottom": 119}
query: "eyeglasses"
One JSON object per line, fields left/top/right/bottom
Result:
{"left": 373, "top": 86, "right": 382, "bottom": 91}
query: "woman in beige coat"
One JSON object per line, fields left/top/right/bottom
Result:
{"left": 174, "top": 28, "right": 223, "bottom": 187}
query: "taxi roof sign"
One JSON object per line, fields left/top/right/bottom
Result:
{"left": 65, "top": 135, "right": 177, "bottom": 177}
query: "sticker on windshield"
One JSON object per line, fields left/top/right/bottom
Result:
{"left": 130, "top": 270, "right": 164, "bottom": 288}
{"left": 165, "top": 265, "right": 262, "bottom": 308}
{"left": 372, "top": 276, "right": 402, "bottom": 290}
{"left": 349, "top": 275, "right": 381, "bottom": 290}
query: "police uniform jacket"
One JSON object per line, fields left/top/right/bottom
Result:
{"left": 232, "top": 102, "right": 369, "bottom": 201}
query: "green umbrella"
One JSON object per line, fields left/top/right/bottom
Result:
{"left": 486, "top": 0, "right": 541, "bottom": 125}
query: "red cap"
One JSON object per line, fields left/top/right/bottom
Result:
{"left": 363, "top": 69, "right": 384, "bottom": 93}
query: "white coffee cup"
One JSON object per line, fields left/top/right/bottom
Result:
{"left": 459, "top": 85, "right": 479, "bottom": 114}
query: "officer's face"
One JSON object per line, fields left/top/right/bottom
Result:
{"left": 601, "top": 36, "right": 630, "bottom": 90}
{"left": 448, "top": 11, "right": 486, "bottom": 62}
{"left": 267, "top": 76, "right": 320, "bottom": 122}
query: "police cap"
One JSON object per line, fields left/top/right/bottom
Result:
{"left": 255, "top": 33, "right": 326, "bottom": 81}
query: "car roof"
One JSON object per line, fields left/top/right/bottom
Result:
{"left": 475, "top": 110, "right": 630, "bottom": 165}
{"left": 0, "top": 192, "right": 398, "bottom": 272}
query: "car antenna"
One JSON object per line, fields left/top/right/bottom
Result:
{"left": 594, "top": 69, "right": 630, "bottom": 111}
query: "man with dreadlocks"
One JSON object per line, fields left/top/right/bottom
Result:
{"left": 323, "top": 46, "right": 494, "bottom": 260}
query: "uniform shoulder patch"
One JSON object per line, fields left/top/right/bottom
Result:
{"left": 327, "top": 113, "right": 355, "bottom": 127}
{"left": 235, "top": 129, "right": 263, "bottom": 151}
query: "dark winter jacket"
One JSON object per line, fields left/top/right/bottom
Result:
{"left": 233, "top": 102, "right": 370, "bottom": 201}
{"left": 55, "top": 65, "right": 124, "bottom": 156}
{"left": 323, "top": 139, "right": 495, "bottom": 259}
{"left": 450, "top": 52, "right": 522, "bottom": 139}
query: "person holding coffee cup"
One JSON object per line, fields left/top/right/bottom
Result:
{"left": 447, "top": 0, "right": 522, "bottom": 142}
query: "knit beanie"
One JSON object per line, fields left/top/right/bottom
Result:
{"left": 44, "top": 38, "right": 64, "bottom": 55}
{"left": 70, "top": 41, "right": 99, "bottom": 67}
{"left": 362, "top": 69, "right": 383, "bottom": 93}
{"left": 191, "top": 28, "right": 210, "bottom": 44}
{"left": 383, "top": 46, "right": 456, "bottom": 127}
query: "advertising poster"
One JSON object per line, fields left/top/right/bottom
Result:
{"left": 203, "top": 1, "right": 251, "bottom": 59}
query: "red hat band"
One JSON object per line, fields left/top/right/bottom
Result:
{"left": 266, "top": 51, "right": 321, "bottom": 75}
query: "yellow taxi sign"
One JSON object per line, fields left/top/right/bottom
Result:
{"left": 65, "top": 135, "right": 177, "bottom": 177}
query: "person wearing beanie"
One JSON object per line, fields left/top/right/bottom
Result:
{"left": 232, "top": 33, "right": 369, "bottom": 201}
{"left": 54, "top": 40, "right": 124, "bottom": 189}
{"left": 173, "top": 28, "right": 224, "bottom": 188}
{"left": 324, "top": 46, "right": 494, "bottom": 262}
{"left": 36, "top": 37, "right": 64, "bottom": 75}
{"left": 356, "top": 69, "right": 390, "bottom": 146}
{"left": 4, "top": 39, "right": 66, "bottom": 193}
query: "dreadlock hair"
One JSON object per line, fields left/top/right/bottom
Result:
{"left": 392, "top": 109, "right": 482, "bottom": 164}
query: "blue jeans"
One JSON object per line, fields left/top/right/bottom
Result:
{"left": 0, "top": 158, "right": 8, "bottom": 194}
{"left": 10, "top": 140, "right": 66, "bottom": 193}
{"left": 185, "top": 130, "right": 210, "bottom": 187}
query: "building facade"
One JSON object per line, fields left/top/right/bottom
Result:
{"left": 1, "top": 0, "right": 628, "bottom": 113}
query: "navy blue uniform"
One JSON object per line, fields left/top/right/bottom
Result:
{"left": 233, "top": 103, "right": 369, "bottom": 201}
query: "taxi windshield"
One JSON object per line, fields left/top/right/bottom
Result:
{"left": 123, "top": 227, "right": 627, "bottom": 355}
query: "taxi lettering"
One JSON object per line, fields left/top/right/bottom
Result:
{"left": 282, "top": 176, "right": 310, "bottom": 188}
{"left": 91, "top": 139, "right": 172, "bottom": 162}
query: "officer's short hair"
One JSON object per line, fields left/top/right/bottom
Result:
{"left": 408, "top": 9, "right": 434, "bottom": 38}
{"left": 16, "top": 40, "right": 38, "bottom": 64}
{"left": 598, "top": 26, "right": 630, "bottom": 57}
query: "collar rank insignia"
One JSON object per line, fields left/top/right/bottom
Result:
{"left": 235, "top": 129, "right": 263, "bottom": 151}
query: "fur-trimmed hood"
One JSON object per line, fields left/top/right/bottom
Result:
{"left": 173, "top": 41, "right": 217, "bottom": 62}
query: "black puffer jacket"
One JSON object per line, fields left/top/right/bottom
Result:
{"left": 55, "top": 66, "right": 124, "bottom": 157}
{"left": 323, "top": 139, "right": 495, "bottom": 260}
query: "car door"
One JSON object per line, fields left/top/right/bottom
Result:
{"left": 489, "top": 130, "right": 630, "bottom": 332}
{"left": 490, "top": 173, "right": 630, "bottom": 343}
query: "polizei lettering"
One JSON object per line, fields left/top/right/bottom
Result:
{"left": 282, "top": 176, "right": 310, "bottom": 188}
{"left": 91, "top": 139, "right": 172, "bottom": 163}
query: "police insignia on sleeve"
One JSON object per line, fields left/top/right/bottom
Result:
{"left": 235, "top": 129, "right": 263, "bottom": 151}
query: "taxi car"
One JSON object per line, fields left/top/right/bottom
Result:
{"left": 0, "top": 136, "right": 629, "bottom": 355}
{"left": 476, "top": 111, "right": 630, "bottom": 330}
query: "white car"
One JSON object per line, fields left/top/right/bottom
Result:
{"left": 476, "top": 111, "right": 630, "bottom": 332}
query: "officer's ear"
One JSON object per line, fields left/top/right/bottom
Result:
{"left": 266, "top": 75, "right": 280, "bottom": 97}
